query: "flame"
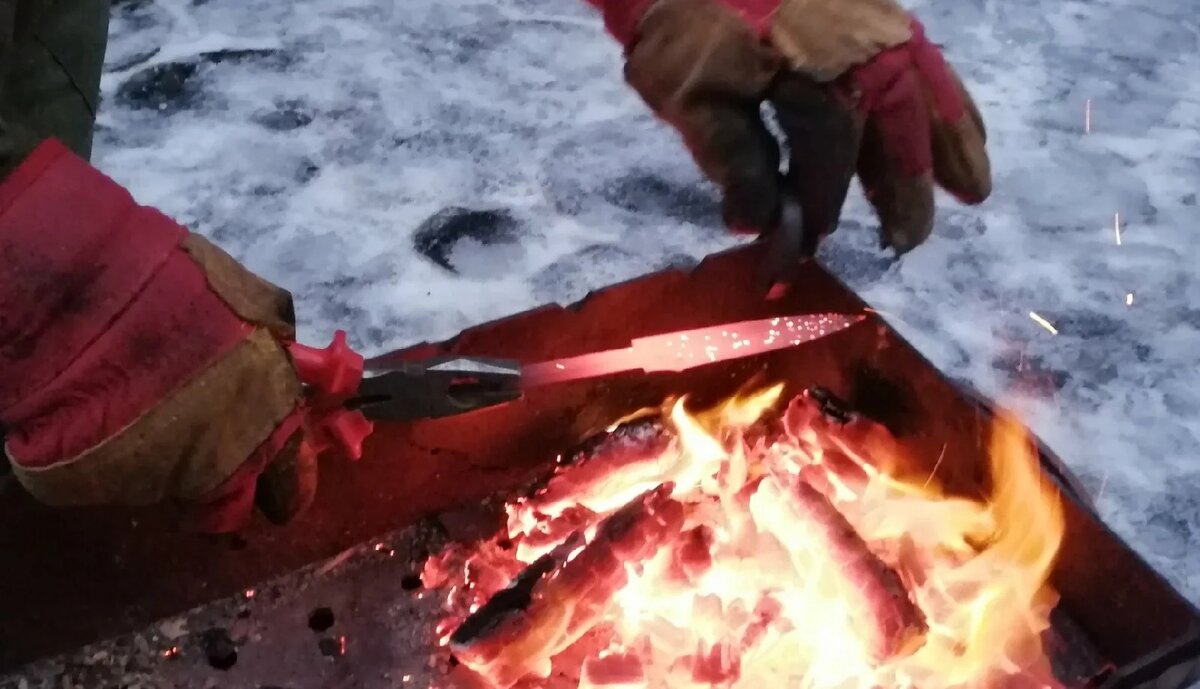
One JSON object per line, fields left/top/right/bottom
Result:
{"left": 434, "top": 386, "right": 1067, "bottom": 689}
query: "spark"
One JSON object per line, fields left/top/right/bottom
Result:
{"left": 1095, "top": 471, "right": 1110, "bottom": 504}
{"left": 1125, "top": 293, "right": 1134, "bottom": 306}
{"left": 922, "top": 444, "right": 948, "bottom": 489}
{"left": 1029, "top": 312, "right": 1059, "bottom": 335}
{"left": 555, "top": 363, "right": 566, "bottom": 370}
{"left": 243, "top": 589, "right": 256, "bottom": 599}
{"left": 1084, "top": 99, "right": 1092, "bottom": 133}
{"left": 1113, "top": 212, "right": 1122, "bottom": 245}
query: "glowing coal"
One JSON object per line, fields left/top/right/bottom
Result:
{"left": 425, "top": 384, "right": 1066, "bottom": 689}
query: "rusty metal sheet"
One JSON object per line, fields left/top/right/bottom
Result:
{"left": 1, "top": 242, "right": 1197, "bottom": 684}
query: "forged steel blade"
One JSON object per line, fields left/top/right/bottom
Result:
{"left": 520, "top": 312, "right": 865, "bottom": 388}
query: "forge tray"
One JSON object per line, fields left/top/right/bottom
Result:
{"left": 1, "top": 243, "right": 1198, "bottom": 689}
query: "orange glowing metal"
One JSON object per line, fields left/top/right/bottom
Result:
{"left": 521, "top": 313, "right": 864, "bottom": 387}
{"left": 434, "top": 386, "right": 1068, "bottom": 689}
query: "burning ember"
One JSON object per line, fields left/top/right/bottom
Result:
{"left": 425, "top": 384, "right": 1067, "bottom": 689}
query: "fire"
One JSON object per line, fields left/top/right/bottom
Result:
{"left": 429, "top": 384, "right": 1067, "bottom": 689}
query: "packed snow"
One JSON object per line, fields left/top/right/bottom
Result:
{"left": 96, "top": 0, "right": 1198, "bottom": 616}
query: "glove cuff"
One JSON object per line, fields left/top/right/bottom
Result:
{"left": 5, "top": 328, "right": 302, "bottom": 506}
{"left": 1, "top": 139, "right": 303, "bottom": 507}
{"left": 0, "top": 139, "right": 187, "bottom": 413}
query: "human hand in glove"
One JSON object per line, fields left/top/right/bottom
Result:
{"left": 584, "top": 0, "right": 991, "bottom": 267}
{"left": 0, "top": 139, "right": 321, "bottom": 534}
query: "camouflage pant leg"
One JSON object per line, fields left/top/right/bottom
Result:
{"left": 1, "top": 0, "right": 110, "bottom": 175}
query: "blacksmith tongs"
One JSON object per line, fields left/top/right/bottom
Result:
{"left": 285, "top": 331, "right": 521, "bottom": 460}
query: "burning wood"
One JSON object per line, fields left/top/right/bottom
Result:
{"left": 752, "top": 477, "right": 928, "bottom": 661}
{"left": 450, "top": 485, "right": 686, "bottom": 689}
{"left": 433, "top": 386, "right": 1069, "bottom": 689}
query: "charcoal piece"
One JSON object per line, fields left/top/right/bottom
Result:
{"left": 450, "top": 534, "right": 580, "bottom": 647}
{"left": 798, "top": 479, "right": 926, "bottom": 659}
{"left": 848, "top": 369, "right": 918, "bottom": 435}
{"left": 200, "top": 628, "right": 237, "bottom": 671}
{"left": 500, "top": 418, "right": 668, "bottom": 520}
{"left": 412, "top": 207, "right": 521, "bottom": 274}
{"left": 307, "top": 608, "right": 335, "bottom": 632}
{"left": 451, "top": 485, "right": 686, "bottom": 689}
{"left": 806, "top": 386, "right": 853, "bottom": 424}
{"left": 401, "top": 575, "right": 424, "bottom": 591}
{"left": 758, "top": 478, "right": 927, "bottom": 661}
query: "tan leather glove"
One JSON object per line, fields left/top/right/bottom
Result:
{"left": 1, "top": 139, "right": 317, "bottom": 533}
{"left": 589, "top": 0, "right": 991, "bottom": 255}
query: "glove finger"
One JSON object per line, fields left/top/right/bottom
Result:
{"left": 185, "top": 408, "right": 308, "bottom": 533}
{"left": 254, "top": 430, "right": 318, "bottom": 526}
{"left": 925, "top": 66, "right": 991, "bottom": 205}
{"left": 769, "top": 73, "right": 862, "bottom": 252}
{"left": 857, "top": 119, "right": 935, "bottom": 254}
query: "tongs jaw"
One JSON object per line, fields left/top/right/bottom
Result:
{"left": 352, "top": 356, "right": 523, "bottom": 421}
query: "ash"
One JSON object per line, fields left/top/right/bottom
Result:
{"left": 0, "top": 519, "right": 454, "bottom": 689}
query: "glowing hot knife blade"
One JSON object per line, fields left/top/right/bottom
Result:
{"left": 521, "top": 312, "right": 864, "bottom": 387}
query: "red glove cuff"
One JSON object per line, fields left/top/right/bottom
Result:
{"left": 1, "top": 140, "right": 250, "bottom": 465}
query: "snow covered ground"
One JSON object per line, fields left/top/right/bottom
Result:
{"left": 96, "top": 0, "right": 1198, "bottom": 613}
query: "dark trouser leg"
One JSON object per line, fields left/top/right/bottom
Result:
{"left": 3, "top": 0, "right": 110, "bottom": 161}
{"left": 769, "top": 72, "right": 861, "bottom": 256}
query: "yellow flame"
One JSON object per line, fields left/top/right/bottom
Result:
{"left": 458, "top": 386, "right": 1067, "bottom": 689}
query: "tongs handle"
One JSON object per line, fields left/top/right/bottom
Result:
{"left": 288, "top": 330, "right": 364, "bottom": 402}
{"left": 760, "top": 194, "right": 809, "bottom": 301}
{"left": 286, "top": 330, "right": 374, "bottom": 461}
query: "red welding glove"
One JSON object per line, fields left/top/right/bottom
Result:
{"left": 586, "top": 0, "right": 991, "bottom": 254}
{"left": 830, "top": 14, "right": 992, "bottom": 251}
{"left": 0, "top": 139, "right": 318, "bottom": 534}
